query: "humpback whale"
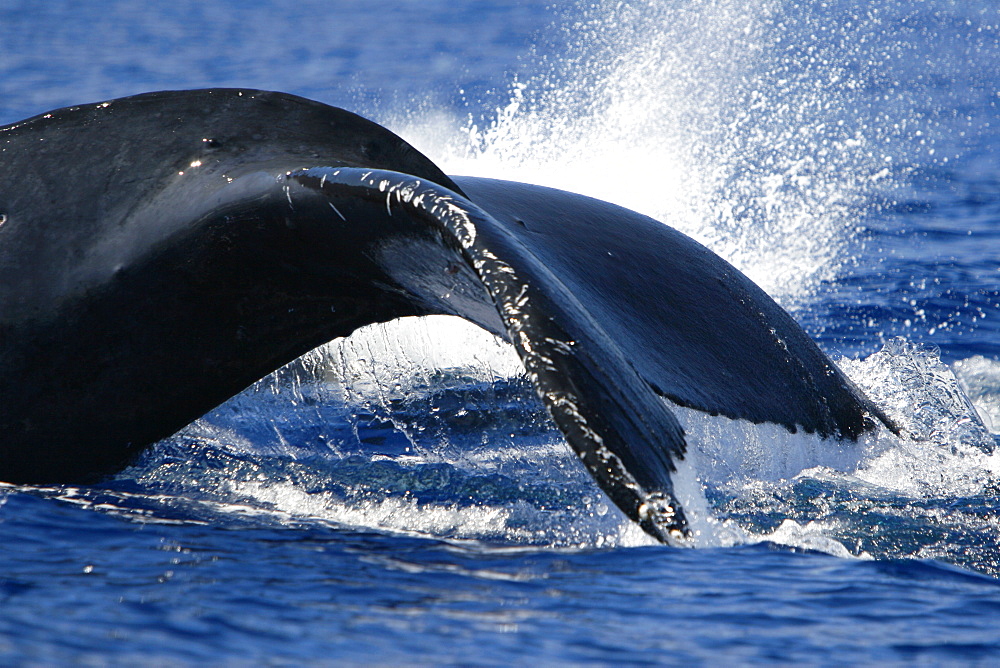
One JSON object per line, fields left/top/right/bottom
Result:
{"left": 0, "top": 89, "right": 894, "bottom": 543}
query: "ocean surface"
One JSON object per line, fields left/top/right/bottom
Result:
{"left": 2, "top": 0, "right": 1000, "bottom": 664}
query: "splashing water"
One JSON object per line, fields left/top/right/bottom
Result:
{"left": 395, "top": 0, "right": 925, "bottom": 304}
{"left": 686, "top": 339, "right": 1000, "bottom": 570}
{"left": 842, "top": 338, "right": 995, "bottom": 452}
{"left": 365, "top": 2, "right": 1000, "bottom": 564}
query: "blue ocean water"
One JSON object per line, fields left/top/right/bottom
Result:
{"left": 2, "top": 0, "right": 1000, "bottom": 664}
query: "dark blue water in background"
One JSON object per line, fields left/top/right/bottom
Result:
{"left": 2, "top": 0, "right": 1000, "bottom": 664}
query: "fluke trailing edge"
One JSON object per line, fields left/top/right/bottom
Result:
{"left": 0, "top": 89, "right": 894, "bottom": 543}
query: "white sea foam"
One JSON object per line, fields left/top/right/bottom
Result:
{"left": 834, "top": 339, "right": 998, "bottom": 498}
{"left": 952, "top": 355, "right": 1000, "bottom": 434}
{"left": 652, "top": 338, "right": 998, "bottom": 555}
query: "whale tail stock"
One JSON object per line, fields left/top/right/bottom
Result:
{"left": 0, "top": 89, "right": 894, "bottom": 543}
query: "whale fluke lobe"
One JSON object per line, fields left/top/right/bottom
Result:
{"left": 0, "top": 89, "right": 893, "bottom": 542}
{"left": 288, "top": 166, "right": 691, "bottom": 541}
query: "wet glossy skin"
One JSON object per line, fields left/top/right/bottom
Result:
{"left": 0, "top": 89, "right": 892, "bottom": 541}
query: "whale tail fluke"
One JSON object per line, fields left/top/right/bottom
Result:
{"left": 0, "top": 89, "right": 895, "bottom": 542}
